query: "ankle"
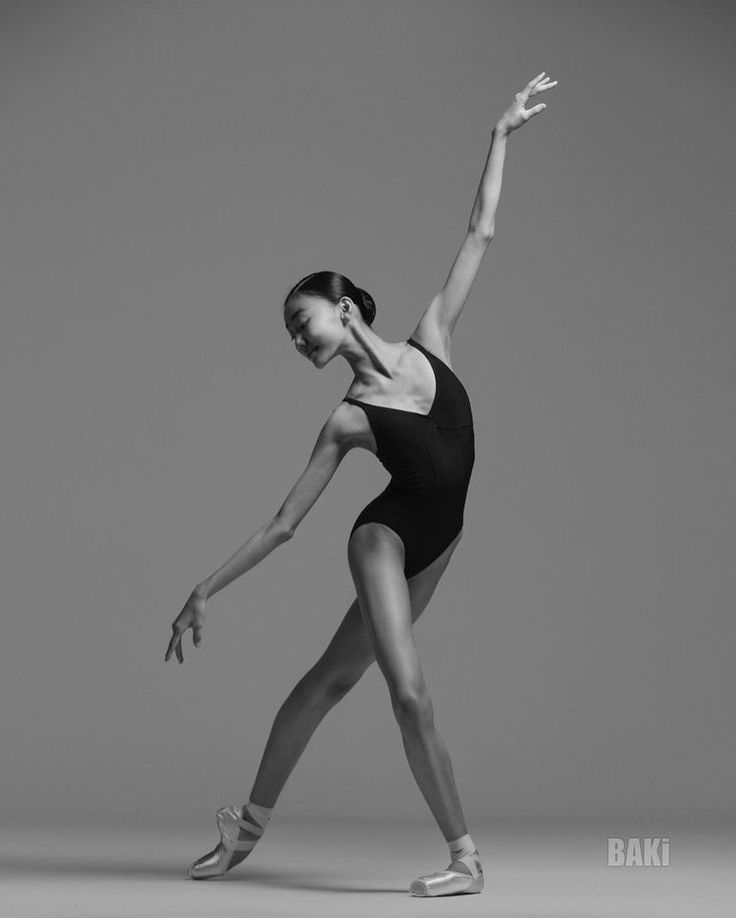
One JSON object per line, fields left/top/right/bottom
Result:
{"left": 448, "top": 832, "right": 478, "bottom": 862}
{"left": 243, "top": 798, "right": 274, "bottom": 828}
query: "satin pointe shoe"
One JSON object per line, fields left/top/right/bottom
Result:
{"left": 409, "top": 848, "right": 484, "bottom": 897}
{"left": 187, "top": 804, "right": 266, "bottom": 880}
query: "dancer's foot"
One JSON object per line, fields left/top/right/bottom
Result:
{"left": 409, "top": 848, "right": 484, "bottom": 896}
{"left": 187, "top": 803, "right": 269, "bottom": 879}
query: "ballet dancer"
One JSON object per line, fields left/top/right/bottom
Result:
{"left": 165, "top": 71, "right": 557, "bottom": 897}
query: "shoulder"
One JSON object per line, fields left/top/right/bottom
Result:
{"left": 321, "top": 400, "right": 368, "bottom": 453}
{"left": 407, "top": 316, "right": 453, "bottom": 369}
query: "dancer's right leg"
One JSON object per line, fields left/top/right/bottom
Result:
{"left": 248, "top": 604, "right": 373, "bottom": 809}
{"left": 188, "top": 598, "right": 374, "bottom": 879}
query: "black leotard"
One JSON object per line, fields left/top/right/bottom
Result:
{"left": 343, "top": 337, "right": 475, "bottom": 578}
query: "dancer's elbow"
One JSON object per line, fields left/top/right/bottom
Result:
{"left": 271, "top": 514, "right": 296, "bottom": 541}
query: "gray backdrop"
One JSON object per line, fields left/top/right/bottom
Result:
{"left": 1, "top": 0, "right": 733, "bottom": 830}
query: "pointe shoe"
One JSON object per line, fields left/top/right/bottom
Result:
{"left": 187, "top": 804, "right": 266, "bottom": 880}
{"left": 409, "top": 848, "right": 484, "bottom": 897}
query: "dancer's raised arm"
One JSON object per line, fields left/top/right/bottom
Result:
{"left": 412, "top": 72, "right": 557, "bottom": 348}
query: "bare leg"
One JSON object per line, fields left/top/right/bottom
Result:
{"left": 189, "top": 602, "right": 373, "bottom": 878}
{"left": 247, "top": 668, "right": 357, "bottom": 808}
{"left": 248, "top": 531, "right": 460, "bottom": 810}
{"left": 348, "top": 523, "right": 469, "bottom": 842}
{"left": 393, "top": 700, "right": 468, "bottom": 841}
{"left": 189, "top": 532, "right": 462, "bottom": 879}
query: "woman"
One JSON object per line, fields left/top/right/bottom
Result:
{"left": 165, "top": 72, "right": 557, "bottom": 898}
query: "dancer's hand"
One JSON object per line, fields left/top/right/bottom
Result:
{"left": 496, "top": 72, "right": 557, "bottom": 135}
{"left": 165, "top": 588, "right": 207, "bottom": 663}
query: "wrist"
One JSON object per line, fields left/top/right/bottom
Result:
{"left": 193, "top": 581, "right": 210, "bottom": 601}
{"left": 493, "top": 121, "right": 511, "bottom": 139}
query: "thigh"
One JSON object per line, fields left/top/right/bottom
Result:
{"left": 345, "top": 523, "right": 463, "bottom": 699}
{"left": 309, "top": 527, "right": 463, "bottom": 690}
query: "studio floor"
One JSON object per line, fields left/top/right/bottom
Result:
{"left": 1, "top": 818, "right": 732, "bottom": 918}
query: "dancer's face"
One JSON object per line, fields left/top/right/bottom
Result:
{"left": 284, "top": 294, "right": 352, "bottom": 366}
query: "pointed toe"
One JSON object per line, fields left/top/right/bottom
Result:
{"left": 409, "top": 849, "right": 484, "bottom": 897}
{"left": 187, "top": 847, "right": 226, "bottom": 880}
{"left": 409, "top": 868, "right": 483, "bottom": 896}
{"left": 186, "top": 803, "right": 269, "bottom": 880}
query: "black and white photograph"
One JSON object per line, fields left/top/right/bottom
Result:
{"left": 1, "top": 1, "right": 733, "bottom": 915}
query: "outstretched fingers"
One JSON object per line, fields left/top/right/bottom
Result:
{"left": 526, "top": 71, "right": 547, "bottom": 94}
{"left": 165, "top": 591, "right": 206, "bottom": 664}
{"left": 192, "top": 622, "right": 203, "bottom": 647}
{"left": 165, "top": 624, "right": 185, "bottom": 663}
{"left": 528, "top": 72, "right": 558, "bottom": 93}
{"left": 519, "top": 72, "right": 558, "bottom": 106}
{"left": 513, "top": 72, "right": 558, "bottom": 123}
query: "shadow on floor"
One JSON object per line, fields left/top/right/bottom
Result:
{"left": 0, "top": 855, "right": 405, "bottom": 894}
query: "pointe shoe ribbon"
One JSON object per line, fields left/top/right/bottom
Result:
{"left": 187, "top": 805, "right": 266, "bottom": 879}
{"left": 409, "top": 849, "right": 484, "bottom": 896}
{"left": 216, "top": 805, "right": 265, "bottom": 849}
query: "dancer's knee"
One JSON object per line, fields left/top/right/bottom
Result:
{"left": 391, "top": 686, "right": 434, "bottom": 727}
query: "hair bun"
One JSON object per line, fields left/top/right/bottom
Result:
{"left": 358, "top": 287, "right": 376, "bottom": 327}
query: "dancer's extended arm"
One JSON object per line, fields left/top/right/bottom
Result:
{"left": 165, "top": 404, "right": 354, "bottom": 662}
{"left": 412, "top": 71, "right": 557, "bottom": 350}
{"left": 199, "top": 407, "right": 354, "bottom": 598}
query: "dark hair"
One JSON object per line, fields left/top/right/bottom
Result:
{"left": 283, "top": 271, "right": 376, "bottom": 327}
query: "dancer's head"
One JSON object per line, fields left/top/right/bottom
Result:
{"left": 283, "top": 271, "right": 376, "bottom": 366}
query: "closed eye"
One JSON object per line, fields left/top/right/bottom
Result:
{"left": 288, "top": 320, "right": 309, "bottom": 342}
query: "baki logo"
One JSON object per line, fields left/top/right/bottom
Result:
{"left": 607, "top": 837, "right": 670, "bottom": 866}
